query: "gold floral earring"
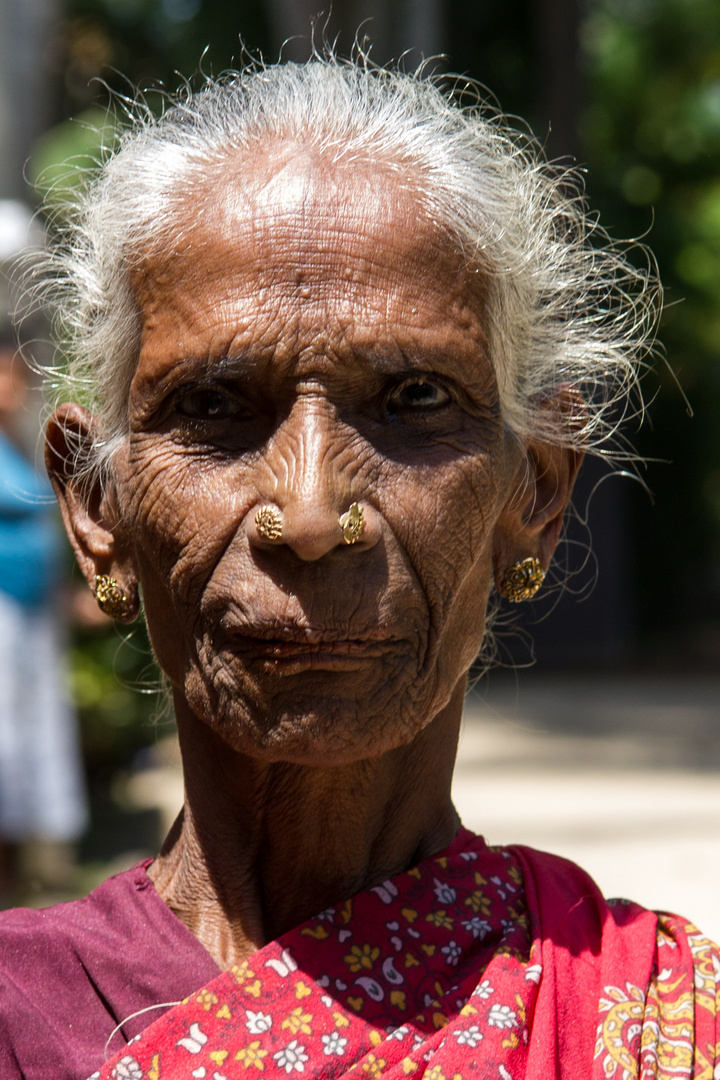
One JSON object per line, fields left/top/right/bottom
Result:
{"left": 94, "top": 574, "right": 133, "bottom": 619}
{"left": 498, "top": 557, "right": 545, "bottom": 602}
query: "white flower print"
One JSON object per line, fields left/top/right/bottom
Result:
{"left": 433, "top": 878, "right": 457, "bottom": 905}
{"left": 488, "top": 1004, "right": 517, "bottom": 1029}
{"left": 474, "top": 980, "right": 494, "bottom": 999}
{"left": 441, "top": 940, "right": 462, "bottom": 966}
{"left": 245, "top": 1009, "right": 273, "bottom": 1034}
{"left": 388, "top": 1025, "right": 410, "bottom": 1041}
{"left": 265, "top": 950, "right": 297, "bottom": 978}
{"left": 321, "top": 1032, "right": 348, "bottom": 1056}
{"left": 177, "top": 1023, "right": 208, "bottom": 1053}
{"left": 112, "top": 1057, "right": 143, "bottom": 1080}
{"left": 462, "top": 917, "right": 491, "bottom": 940}
{"left": 273, "top": 1040, "right": 309, "bottom": 1073}
{"left": 453, "top": 1025, "right": 483, "bottom": 1048}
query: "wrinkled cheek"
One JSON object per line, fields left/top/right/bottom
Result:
{"left": 122, "top": 494, "right": 234, "bottom": 689}
{"left": 394, "top": 468, "right": 500, "bottom": 685}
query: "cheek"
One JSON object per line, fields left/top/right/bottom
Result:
{"left": 117, "top": 426, "right": 508, "bottom": 750}
{"left": 119, "top": 442, "right": 254, "bottom": 669}
{"left": 375, "top": 450, "right": 508, "bottom": 701}
{"left": 382, "top": 456, "right": 502, "bottom": 609}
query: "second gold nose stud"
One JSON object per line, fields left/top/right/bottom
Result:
{"left": 339, "top": 503, "right": 364, "bottom": 544}
{"left": 254, "top": 503, "right": 365, "bottom": 544}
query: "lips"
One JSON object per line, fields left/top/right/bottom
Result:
{"left": 220, "top": 622, "right": 398, "bottom": 666}
{"left": 232, "top": 638, "right": 386, "bottom": 658}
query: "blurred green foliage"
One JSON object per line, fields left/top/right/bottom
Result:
{"left": 47, "top": 0, "right": 270, "bottom": 122}
{"left": 69, "top": 618, "right": 169, "bottom": 777}
{"left": 580, "top": 0, "right": 720, "bottom": 653}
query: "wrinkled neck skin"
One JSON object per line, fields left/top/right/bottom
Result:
{"left": 148, "top": 679, "right": 464, "bottom": 969}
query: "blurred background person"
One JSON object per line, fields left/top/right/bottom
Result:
{"left": 0, "top": 201, "right": 88, "bottom": 903}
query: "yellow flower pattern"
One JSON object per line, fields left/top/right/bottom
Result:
{"left": 281, "top": 1007, "right": 313, "bottom": 1036}
{"left": 235, "top": 1039, "right": 269, "bottom": 1070}
{"left": 344, "top": 943, "right": 381, "bottom": 972}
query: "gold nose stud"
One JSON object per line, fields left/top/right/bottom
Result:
{"left": 255, "top": 506, "right": 283, "bottom": 541}
{"left": 339, "top": 503, "right": 364, "bottom": 545}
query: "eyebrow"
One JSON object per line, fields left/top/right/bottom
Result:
{"left": 136, "top": 354, "right": 259, "bottom": 397}
{"left": 136, "top": 336, "right": 492, "bottom": 402}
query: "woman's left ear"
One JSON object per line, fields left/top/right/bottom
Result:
{"left": 493, "top": 432, "right": 584, "bottom": 592}
{"left": 45, "top": 403, "right": 140, "bottom": 622}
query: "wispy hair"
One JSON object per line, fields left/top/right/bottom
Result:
{"left": 24, "top": 53, "right": 660, "bottom": 481}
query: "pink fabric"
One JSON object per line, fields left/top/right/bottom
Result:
{"left": 91, "top": 831, "right": 720, "bottom": 1080}
{"left": 0, "top": 860, "right": 219, "bottom": 1079}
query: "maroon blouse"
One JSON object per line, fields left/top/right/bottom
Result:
{"left": 0, "top": 861, "right": 219, "bottom": 1079}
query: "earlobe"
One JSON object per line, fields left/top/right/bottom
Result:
{"left": 521, "top": 441, "right": 585, "bottom": 555}
{"left": 493, "top": 436, "right": 584, "bottom": 597}
{"left": 45, "top": 403, "right": 139, "bottom": 621}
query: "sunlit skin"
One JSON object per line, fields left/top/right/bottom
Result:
{"left": 47, "top": 144, "right": 581, "bottom": 966}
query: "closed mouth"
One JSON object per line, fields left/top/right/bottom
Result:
{"left": 222, "top": 625, "right": 397, "bottom": 664}
{"left": 236, "top": 638, "right": 385, "bottom": 657}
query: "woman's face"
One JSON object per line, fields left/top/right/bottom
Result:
{"left": 111, "top": 149, "right": 524, "bottom": 764}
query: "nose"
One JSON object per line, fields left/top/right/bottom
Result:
{"left": 248, "top": 398, "right": 381, "bottom": 561}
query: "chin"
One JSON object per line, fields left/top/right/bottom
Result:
{"left": 181, "top": 661, "right": 441, "bottom": 765}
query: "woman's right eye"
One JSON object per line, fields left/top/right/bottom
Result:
{"left": 386, "top": 377, "right": 451, "bottom": 415}
{"left": 175, "top": 388, "right": 245, "bottom": 420}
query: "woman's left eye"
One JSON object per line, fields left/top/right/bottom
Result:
{"left": 387, "top": 378, "right": 451, "bottom": 413}
{"left": 175, "top": 388, "right": 244, "bottom": 420}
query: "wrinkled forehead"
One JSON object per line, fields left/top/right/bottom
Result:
{"left": 127, "top": 143, "right": 496, "bottom": 400}
{"left": 134, "top": 143, "right": 475, "bottom": 300}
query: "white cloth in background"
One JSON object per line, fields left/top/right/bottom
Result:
{"left": 0, "top": 590, "right": 88, "bottom": 841}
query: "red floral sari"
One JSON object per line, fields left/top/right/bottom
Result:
{"left": 91, "top": 829, "right": 720, "bottom": 1080}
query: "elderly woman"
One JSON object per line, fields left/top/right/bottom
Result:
{"left": 1, "top": 57, "right": 717, "bottom": 1080}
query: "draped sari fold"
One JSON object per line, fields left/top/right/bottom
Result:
{"left": 92, "top": 830, "right": 720, "bottom": 1080}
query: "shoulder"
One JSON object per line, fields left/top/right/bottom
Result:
{"left": 0, "top": 862, "right": 216, "bottom": 1080}
{"left": 500, "top": 842, "right": 720, "bottom": 1070}
{"left": 594, "top": 911, "right": 720, "bottom": 1074}
{"left": 653, "top": 914, "right": 719, "bottom": 1039}
{"left": 0, "top": 860, "right": 156, "bottom": 967}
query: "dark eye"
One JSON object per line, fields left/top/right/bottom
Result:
{"left": 387, "top": 378, "right": 451, "bottom": 414}
{"left": 176, "top": 388, "right": 244, "bottom": 420}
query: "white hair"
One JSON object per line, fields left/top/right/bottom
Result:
{"left": 29, "top": 55, "right": 659, "bottom": 479}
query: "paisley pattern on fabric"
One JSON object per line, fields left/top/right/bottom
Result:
{"left": 595, "top": 915, "right": 720, "bottom": 1080}
{"left": 90, "top": 831, "right": 720, "bottom": 1080}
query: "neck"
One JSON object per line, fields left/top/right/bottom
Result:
{"left": 148, "top": 680, "right": 465, "bottom": 969}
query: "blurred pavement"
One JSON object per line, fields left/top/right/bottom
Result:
{"left": 454, "top": 673, "right": 720, "bottom": 943}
